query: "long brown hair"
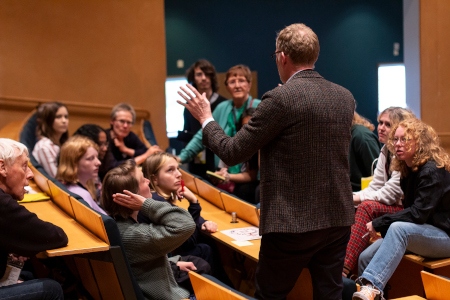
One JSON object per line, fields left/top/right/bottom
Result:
{"left": 100, "top": 160, "right": 138, "bottom": 220}
{"left": 142, "top": 152, "right": 179, "bottom": 202}
{"left": 36, "top": 102, "right": 69, "bottom": 145}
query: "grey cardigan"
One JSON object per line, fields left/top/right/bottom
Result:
{"left": 117, "top": 198, "right": 196, "bottom": 299}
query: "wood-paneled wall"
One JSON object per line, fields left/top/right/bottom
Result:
{"left": 420, "top": 1, "right": 450, "bottom": 153}
{"left": 0, "top": 0, "right": 168, "bottom": 149}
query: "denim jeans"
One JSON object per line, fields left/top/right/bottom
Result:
{"left": 358, "top": 238, "right": 382, "bottom": 276}
{"left": 0, "top": 278, "right": 63, "bottom": 300}
{"left": 360, "top": 221, "right": 450, "bottom": 292}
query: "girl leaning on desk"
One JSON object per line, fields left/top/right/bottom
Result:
{"left": 353, "top": 118, "right": 450, "bottom": 300}
{"left": 101, "top": 160, "right": 198, "bottom": 299}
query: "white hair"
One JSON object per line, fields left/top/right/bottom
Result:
{"left": 0, "top": 139, "right": 29, "bottom": 166}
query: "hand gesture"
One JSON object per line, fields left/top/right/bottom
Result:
{"left": 365, "top": 221, "right": 378, "bottom": 239}
{"left": 113, "top": 190, "right": 146, "bottom": 211}
{"left": 216, "top": 168, "right": 230, "bottom": 182}
{"left": 146, "top": 145, "right": 162, "bottom": 156}
{"left": 177, "top": 84, "right": 213, "bottom": 124}
{"left": 176, "top": 186, "right": 198, "bottom": 203}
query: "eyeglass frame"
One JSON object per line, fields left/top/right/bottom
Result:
{"left": 115, "top": 119, "right": 134, "bottom": 126}
{"left": 391, "top": 136, "right": 411, "bottom": 145}
{"left": 271, "top": 50, "right": 282, "bottom": 60}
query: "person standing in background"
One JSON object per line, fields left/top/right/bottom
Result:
{"left": 178, "top": 23, "right": 355, "bottom": 299}
{"left": 178, "top": 65, "right": 260, "bottom": 180}
{"left": 178, "top": 59, "right": 226, "bottom": 177}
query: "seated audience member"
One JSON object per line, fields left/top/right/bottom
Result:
{"left": 177, "top": 59, "right": 226, "bottom": 177}
{"left": 353, "top": 118, "right": 450, "bottom": 300}
{"left": 107, "top": 103, "right": 161, "bottom": 166}
{"left": 215, "top": 107, "right": 259, "bottom": 203}
{"left": 349, "top": 112, "right": 382, "bottom": 191}
{"left": 178, "top": 64, "right": 260, "bottom": 180}
{"left": 142, "top": 153, "right": 217, "bottom": 263}
{"left": 0, "top": 138, "right": 68, "bottom": 300}
{"left": 56, "top": 136, "right": 106, "bottom": 215}
{"left": 101, "top": 160, "right": 196, "bottom": 299}
{"left": 343, "top": 107, "right": 415, "bottom": 278}
{"left": 32, "top": 102, "right": 69, "bottom": 177}
{"left": 73, "top": 124, "right": 114, "bottom": 181}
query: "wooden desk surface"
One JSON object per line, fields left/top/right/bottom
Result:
{"left": 22, "top": 201, "right": 109, "bottom": 257}
{"left": 178, "top": 195, "right": 260, "bottom": 261}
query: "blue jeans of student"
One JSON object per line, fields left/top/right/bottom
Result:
{"left": 0, "top": 279, "right": 63, "bottom": 300}
{"left": 358, "top": 238, "right": 382, "bottom": 276}
{"left": 360, "top": 221, "right": 450, "bottom": 292}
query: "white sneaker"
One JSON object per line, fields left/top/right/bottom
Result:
{"left": 352, "top": 285, "right": 381, "bottom": 300}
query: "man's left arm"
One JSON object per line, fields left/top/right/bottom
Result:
{"left": 0, "top": 195, "right": 68, "bottom": 257}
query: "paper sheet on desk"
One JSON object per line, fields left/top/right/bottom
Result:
{"left": 19, "top": 187, "right": 50, "bottom": 202}
{"left": 221, "top": 226, "right": 261, "bottom": 241}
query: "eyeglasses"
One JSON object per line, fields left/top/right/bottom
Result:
{"left": 271, "top": 50, "right": 282, "bottom": 60}
{"left": 116, "top": 119, "right": 133, "bottom": 126}
{"left": 392, "top": 136, "right": 411, "bottom": 145}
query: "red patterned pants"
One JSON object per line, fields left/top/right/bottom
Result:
{"left": 344, "top": 200, "right": 403, "bottom": 274}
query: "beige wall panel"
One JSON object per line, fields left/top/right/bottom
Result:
{"left": 420, "top": 0, "right": 450, "bottom": 153}
{"left": 0, "top": 0, "right": 168, "bottom": 149}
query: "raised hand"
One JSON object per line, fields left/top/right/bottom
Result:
{"left": 177, "top": 83, "right": 213, "bottom": 124}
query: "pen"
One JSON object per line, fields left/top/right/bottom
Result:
{"left": 181, "top": 180, "right": 185, "bottom": 192}
{"left": 362, "top": 232, "right": 370, "bottom": 239}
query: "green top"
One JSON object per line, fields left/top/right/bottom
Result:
{"left": 179, "top": 96, "right": 260, "bottom": 173}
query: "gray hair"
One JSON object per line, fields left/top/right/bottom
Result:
{"left": 110, "top": 103, "right": 136, "bottom": 124}
{"left": 0, "top": 139, "right": 29, "bottom": 166}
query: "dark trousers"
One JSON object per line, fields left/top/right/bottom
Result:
{"left": 0, "top": 279, "right": 63, "bottom": 300}
{"left": 255, "top": 226, "right": 351, "bottom": 300}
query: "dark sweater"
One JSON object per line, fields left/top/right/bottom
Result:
{"left": 373, "top": 161, "right": 450, "bottom": 236}
{"left": 349, "top": 124, "right": 381, "bottom": 191}
{"left": 106, "top": 129, "right": 148, "bottom": 166}
{"left": 0, "top": 189, "right": 68, "bottom": 277}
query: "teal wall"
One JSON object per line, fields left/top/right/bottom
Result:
{"left": 165, "top": 0, "right": 403, "bottom": 124}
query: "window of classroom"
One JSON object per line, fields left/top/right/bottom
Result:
{"left": 378, "top": 63, "right": 406, "bottom": 113}
{"left": 165, "top": 76, "right": 188, "bottom": 138}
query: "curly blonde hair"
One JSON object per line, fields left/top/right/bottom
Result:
{"left": 352, "top": 112, "right": 375, "bottom": 131}
{"left": 387, "top": 118, "right": 450, "bottom": 177}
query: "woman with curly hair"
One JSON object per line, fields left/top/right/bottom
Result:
{"left": 353, "top": 118, "right": 450, "bottom": 300}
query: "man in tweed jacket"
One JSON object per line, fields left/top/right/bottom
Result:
{"left": 179, "top": 23, "right": 355, "bottom": 299}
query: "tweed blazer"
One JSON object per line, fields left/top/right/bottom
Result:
{"left": 203, "top": 70, "right": 355, "bottom": 235}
